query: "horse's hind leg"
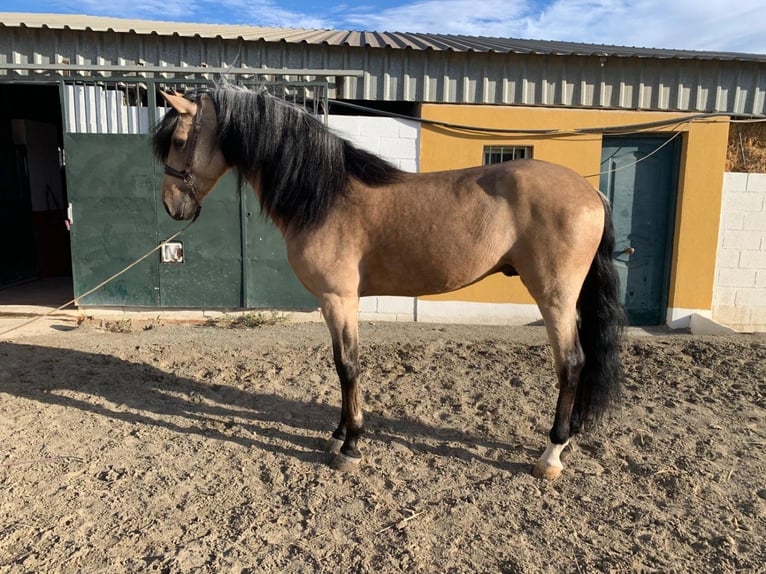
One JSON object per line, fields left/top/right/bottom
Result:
{"left": 320, "top": 294, "right": 364, "bottom": 472}
{"left": 532, "top": 302, "right": 584, "bottom": 480}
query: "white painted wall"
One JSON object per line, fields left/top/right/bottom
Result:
{"left": 328, "top": 115, "right": 419, "bottom": 173}
{"left": 713, "top": 173, "right": 766, "bottom": 331}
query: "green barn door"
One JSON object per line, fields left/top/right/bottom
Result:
{"left": 157, "top": 171, "right": 243, "bottom": 308}
{"left": 67, "top": 138, "right": 245, "bottom": 308}
{"left": 242, "top": 187, "right": 317, "bottom": 309}
{"left": 66, "top": 133, "right": 160, "bottom": 306}
{"left": 65, "top": 80, "right": 317, "bottom": 311}
{"left": 600, "top": 136, "right": 680, "bottom": 325}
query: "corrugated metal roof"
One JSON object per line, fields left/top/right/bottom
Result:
{"left": 2, "top": 12, "right": 765, "bottom": 114}
{"left": 2, "top": 11, "right": 764, "bottom": 62}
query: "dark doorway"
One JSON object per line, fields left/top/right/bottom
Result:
{"left": 0, "top": 84, "right": 73, "bottom": 306}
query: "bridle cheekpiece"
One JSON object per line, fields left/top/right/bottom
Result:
{"left": 163, "top": 93, "right": 205, "bottom": 210}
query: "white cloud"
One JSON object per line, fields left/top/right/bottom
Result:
{"left": 335, "top": 0, "right": 766, "bottom": 53}
{"left": 39, "top": 0, "right": 766, "bottom": 53}
{"left": 57, "top": 0, "right": 334, "bottom": 28}
{"left": 341, "top": 0, "right": 537, "bottom": 36}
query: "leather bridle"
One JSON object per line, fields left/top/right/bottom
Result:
{"left": 163, "top": 93, "right": 205, "bottom": 207}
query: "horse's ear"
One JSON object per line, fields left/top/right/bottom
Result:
{"left": 160, "top": 91, "right": 196, "bottom": 115}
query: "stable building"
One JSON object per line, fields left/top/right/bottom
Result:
{"left": 0, "top": 13, "right": 764, "bottom": 330}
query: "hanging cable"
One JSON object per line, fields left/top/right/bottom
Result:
{"left": 583, "top": 129, "right": 685, "bottom": 179}
{"left": 0, "top": 220, "right": 196, "bottom": 339}
{"left": 328, "top": 99, "right": 766, "bottom": 136}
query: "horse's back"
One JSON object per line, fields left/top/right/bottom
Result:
{"left": 479, "top": 158, "right": 601, "bottom": 208}
{"left": 288, "top": 158, "right": 605, "bottom": 298}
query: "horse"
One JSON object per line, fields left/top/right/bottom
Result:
{"left": 152, "top": 85, "right": 624, "bottom": 480}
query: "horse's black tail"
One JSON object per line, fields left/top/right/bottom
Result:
{"left": 572, "top": 194, "right": 626, "bottom": 433}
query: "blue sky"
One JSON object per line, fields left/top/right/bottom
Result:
{"left": 2, "top": 0, "right": 765, "bottom": 54}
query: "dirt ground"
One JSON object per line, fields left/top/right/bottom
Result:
{"left": 0, "top": 317, "right": 764, "bottom": 573}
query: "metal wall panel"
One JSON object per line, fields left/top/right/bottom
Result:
{"left": 2, "top": 24, "right": 764, "bottom": 114}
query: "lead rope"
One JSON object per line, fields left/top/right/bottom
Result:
{"left": 0, "top": 219, "right": 196, "bottom": 338}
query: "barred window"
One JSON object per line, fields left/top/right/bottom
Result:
{"left": 483, "top": 145, "right": 532, "bottom": 165}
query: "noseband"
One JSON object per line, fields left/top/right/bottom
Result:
{"left": 163, "top": 93, "right": 205, "bottom": 208}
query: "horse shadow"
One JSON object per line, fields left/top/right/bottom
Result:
{"left": 0, "top": 340, "right": 538, "bottom": 474}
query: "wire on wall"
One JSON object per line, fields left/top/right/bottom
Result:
{"left": 328, "top": 99, "right": 766, "bottom": 137}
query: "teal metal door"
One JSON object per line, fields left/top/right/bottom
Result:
{"left": 600, "top": 136, "right": 679, "bottom": 325}
{"left": 64, "top": 80, "right": 316, "bottom": 310}
{"left": 66, "top": 133, "right": 160, "bottom": 306}
{"left": 242, "top": 188, "right": 317, "bottom": 309}
{"left": 157, "top": 171, "right": 243, "bottom": 308}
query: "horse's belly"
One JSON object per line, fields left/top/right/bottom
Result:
{"left": 359, "top": 247, "right": 500, "bottom": 297}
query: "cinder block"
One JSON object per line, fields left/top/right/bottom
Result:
{"left": 722, "top": 212, "right": 745, "bottom": 231}
{"left": 744, "top": 212, "right": 766, "bottom": 232}
{"left": 748, "top": 307, "right": 766, "bottom": 331}
{"left": 328, "top": 116, "right": 361, "bottom": 137}
{"left": 713, "top": 304, "right": 752, "bottom": 326}
{"left": 715, "top": 247, "right": 740, "bottom": 269}
{"left": 724, "top": 192, "right": 763, "bottom": 213}
{"left": 376, "top": 296, "right": 416, "bottom": 315}
{"left": 380, "top": 136, "right": 417, "bottom": 159}
{"left": 723, "top": 172, "right": 749, "bottom": 192}
{"left": 717, "top": 268, "right": 755, "bottom": 288}
{"left": 735, "top": 287, "right": 766, "bottom": 307}
{"left": 746, "top": 173, "right": 766, "bottom": 192}
{"left": 723, "top": 230, "right": 764, "bottom": 250}
{"left": 740, "top": 249, "right": 766, "bottom": 269}
{"left": 398, "top": 121, "right": 419, "bottom": 140}
{"left": 712, "top": 285, "right": 737, "bottom": 306}
{"left": 367, "top": 118, "right": 404, "bottom": 138}
{"left": 353, "top": 136, "right": 381, "bottom": 155}
{"left": 358, "top": 296, "right": 379, "bottom": 313}
{"left": 416, "top": 300, "right": 543, "bottom": 325}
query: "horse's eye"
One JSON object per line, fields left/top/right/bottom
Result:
{"left": 173, "top": 138, "right": 185, "bottom": 149}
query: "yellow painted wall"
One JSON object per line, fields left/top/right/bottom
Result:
{"left": 668, "top": 120, "right": 729, "bottom": 311}
{"left": 418, "top": 104, "right": 729, "bottom": 314}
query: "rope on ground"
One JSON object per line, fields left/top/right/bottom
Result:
{"left": 0, "top": 220, "right": 196, "bottom": 339}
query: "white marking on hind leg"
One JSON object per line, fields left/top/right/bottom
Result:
{"left": 532, "top": 440, "right": 570, "bottom": 480}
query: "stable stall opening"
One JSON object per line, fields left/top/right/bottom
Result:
{"left": 0, "top": 84, "right": 73, "bottom": 307}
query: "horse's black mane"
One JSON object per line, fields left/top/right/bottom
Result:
{"left": 153, "top": 85, "right": 404, "bottom": 230}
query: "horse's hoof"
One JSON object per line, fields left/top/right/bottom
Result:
{"left": 532, "top": 461, "right": 563, "bottom": 480}
{"left": 330, "top": 452, "right": 361, "bottom": 472}
{"left": 326, "top": 437, "right": 344, "bottom": 454}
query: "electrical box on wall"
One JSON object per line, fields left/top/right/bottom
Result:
{"left": 161, "top": 241, "right": 184, "bottom": 263}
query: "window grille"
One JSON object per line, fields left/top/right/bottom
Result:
{"left": 483, "top": 145, "right": 532, "bottom": 164}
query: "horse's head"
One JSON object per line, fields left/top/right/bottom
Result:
{"left": 155, "top": 92, "right": 227, "bottom": 221}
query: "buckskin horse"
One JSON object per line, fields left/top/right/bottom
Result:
{"left": 152, "top": 85, "right": 624, "bottom": 479}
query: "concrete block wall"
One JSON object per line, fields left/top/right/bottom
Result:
{"left": 327, "top": 116, "right": 419, "bottom": 172}
{"left": 713, "top": 173, "right": 766, "bottom": 331}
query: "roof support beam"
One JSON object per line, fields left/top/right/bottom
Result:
{"left": 0, "top": 63, "right": 365, "bottom": 77}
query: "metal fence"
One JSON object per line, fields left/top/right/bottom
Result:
{"left": 62, "top": 79, "right": 329, "bottom": 135}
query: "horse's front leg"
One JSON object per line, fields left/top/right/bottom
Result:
{"left": 320, "top": 294, "right": 364, "bottom": 471}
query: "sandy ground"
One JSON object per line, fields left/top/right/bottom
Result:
{"left": 0, "top": 317, "right": 764, "bottom": 573}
